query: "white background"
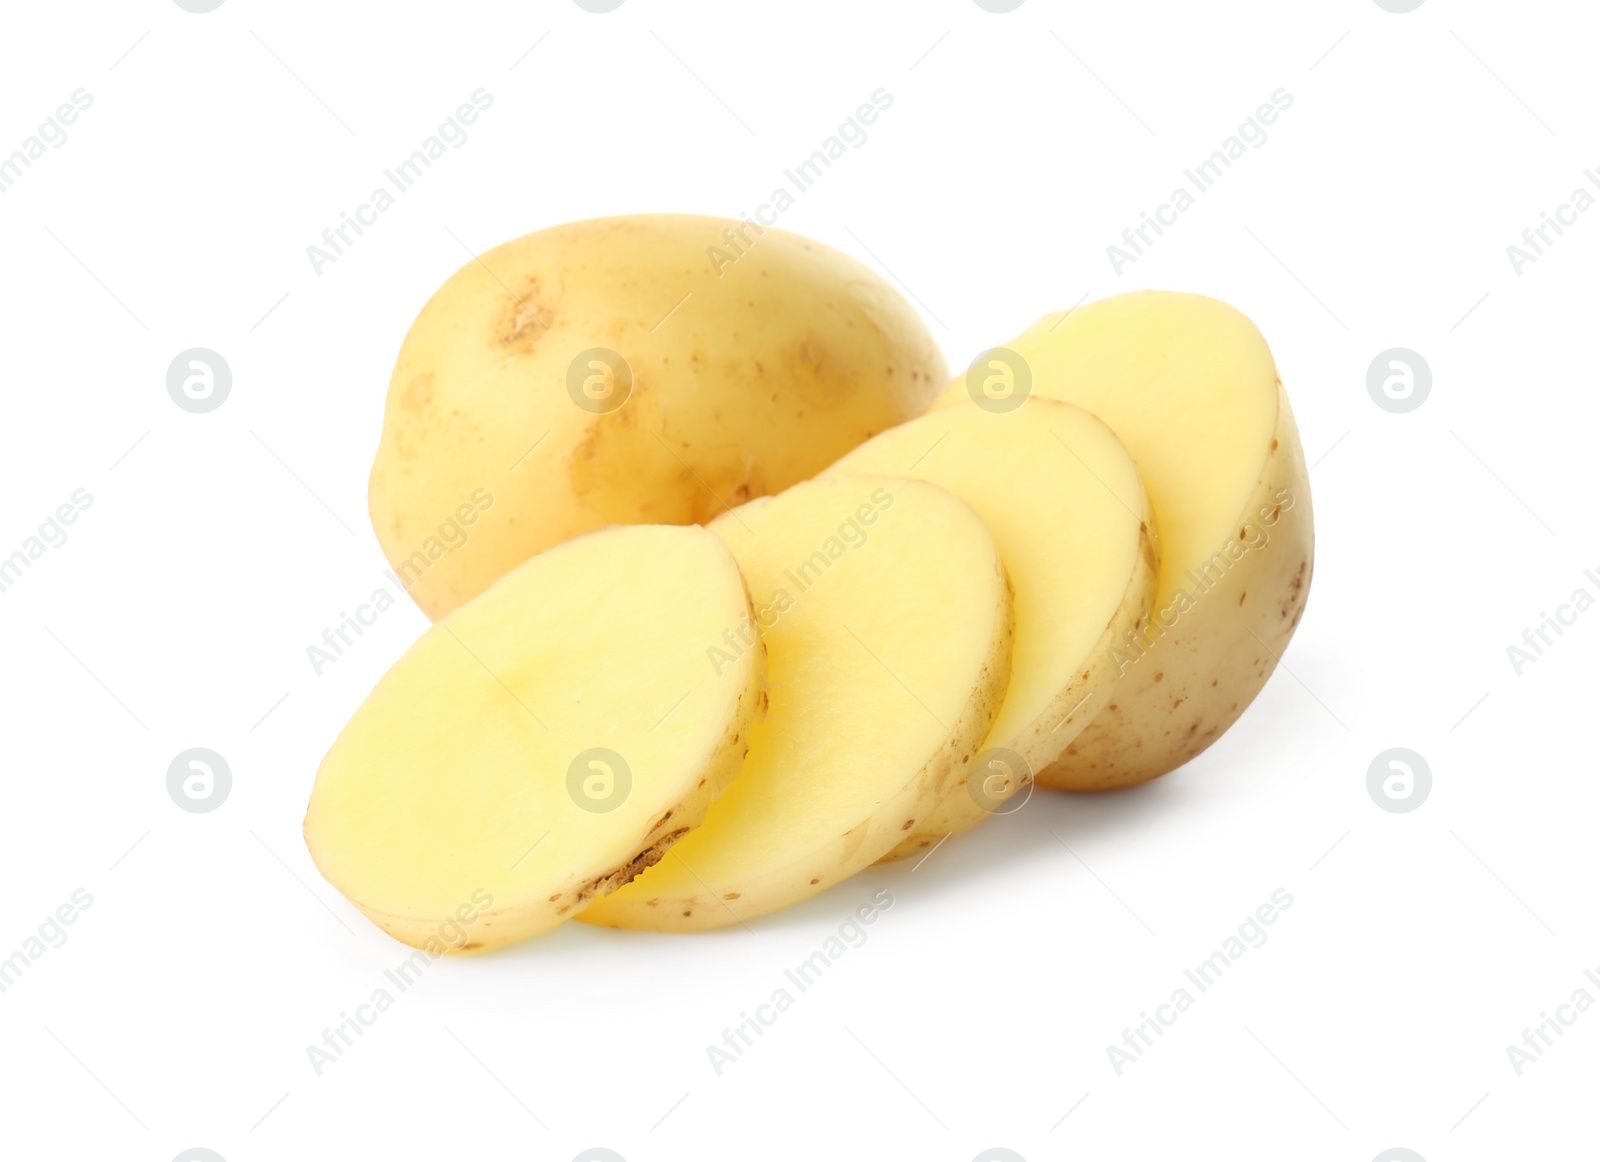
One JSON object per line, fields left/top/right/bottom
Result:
{"left": 1, "top": 1, "right": 1595, "bottom": 1160}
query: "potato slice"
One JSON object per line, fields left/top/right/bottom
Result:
{"left": 303, "top": 525, "right": 763, "bottom": 951}
{"left": 369, "top": 214, "right": 947, "bottom": 620}
{"left": 933, "top": 291, "right": 1313, "bottom": 788}
{"left": 821, "top": 399, "right": 1156, "bottom": 855}
{"left": 580, "top": 476, "right": 1012, "bottom": 931}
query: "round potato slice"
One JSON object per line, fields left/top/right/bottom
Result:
{"left": 933, "top": 291, "right": 1314, "bottom": 788}
{"left": 580, "top": 476, "right": 1012, "bottom": 932}
{"left": 304, "top": 524, "right": 763, "bottom": 951}
{"left": 821, "top": 399, "right": 1156, "bottom": 856}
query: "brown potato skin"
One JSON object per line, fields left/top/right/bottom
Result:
{"left": 369, "top": 214, "right": 947, "bottom": 620}
{"left": 884, "top": 513, "right": 1158, "bottom": 858}
{"left": 1037, "top": 382, "right": 1314, "bottom": 790}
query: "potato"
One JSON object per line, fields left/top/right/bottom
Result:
{"left": 821, "top": 399, "right": 1156, "bottom": 854}
{"left": 579, "top": 476, "right": 1012, "bottom": 932}
{"left": 933, "top": 291, "right": 1313, "bottom": 789}
{"left": 369, "top": 214, "right": 947, "bottom": 620}
{"left": 303, "top": 524, "right": 763, "bottom": 951}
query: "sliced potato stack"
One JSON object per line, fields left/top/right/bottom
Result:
{"left": 304, "top": 524, "right": 763, "bottom": 951}
{"left": 820, "top": 399, "right": 1157, "bottom": 856}
{"left": 310, "top": 249, "right": 1317, "bottom": 953}
{"left": 933, "top": 290, "right": 1313, "bottom": 789}
{"left": 581, "top": 476, "right": 1012, "bottom": 932}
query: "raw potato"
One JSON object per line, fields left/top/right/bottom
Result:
{"left": 821, "top": 399, "right": 1157, "bottom": 855}
{"left": 370, "top": 214, "right": 948, "bottom": 620}
{"left": 934, "top": 290, "right": 1313, "bottom": 789}
{"left": 303, "top": 525, "right": 763, "bottom": 951}
{"left": 579, "top": 476, "right": 1012, "bottom": 932}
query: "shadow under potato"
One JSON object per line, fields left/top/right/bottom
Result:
{"left": 467, "top": 770, "right": 1190, "bottom": 960}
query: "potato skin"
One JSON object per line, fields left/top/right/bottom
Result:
{"left": 369, "top": 214, "right": 947, "bottom": 619}
{"left": 885, "top": 507, "right": 1158, "bottom": 859}
{"left": 328, "top": 679, "right": 761, "bottom": 952}
{"left": 580, "top": 544, "right": 1013, "bottom": 933}
{"left": 1037, "top": 382, "right": 1314, "bottom": 790}
{"left": 301, "top": 525, "right": 767, "bottom": 953}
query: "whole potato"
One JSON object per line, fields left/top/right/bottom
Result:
{"left": 369, "top": 214, "right": 946, "bottom": 619}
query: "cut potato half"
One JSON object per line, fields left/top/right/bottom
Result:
{"left": 304, "top": 524, "right": 763, "bottom": 951}
{"left": 934, "top": 290, "right": 1313, "bottom": 788}
{"left": 822, "top": 399, "right": 1156, "bottom": 855}
{"left": 580, "top": 476, "right": 1012, "bottom": 931}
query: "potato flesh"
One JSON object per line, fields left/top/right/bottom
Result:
{"left": 580, "top": 476, "right": 1012, "bottom": 931}
{"left": 935, "top": 291, "right": 1313, "bottom": 787}
{"left": 821, "top": 400, "right": 1155, "bottom": 853}
{"left": 303, "top": 525, "right": 762, "bottom": 950}
{"left": 370, "top": 214, "right": 948, "bottom": 620}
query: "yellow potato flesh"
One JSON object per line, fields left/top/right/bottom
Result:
{"left": 303, "top": 525, "right": 762, "bottom": 950}
{"left": 935, "top": 290, "right": 1313, "bottom": 787}
{"left": 370, "top": 214, "right": 948, "bottom": 620}
{"left": 821, "top": 400, "right": 1156, "bottom": 853}
{"left": 580, "top": 476, "right": 1012, "bottom": 931}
